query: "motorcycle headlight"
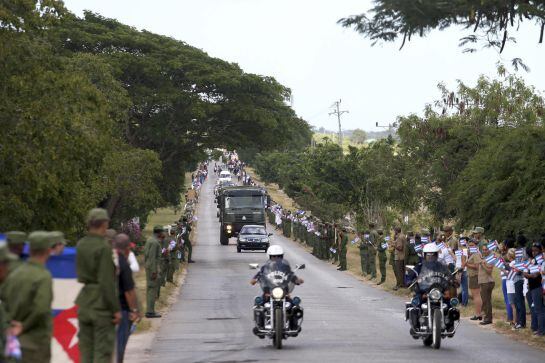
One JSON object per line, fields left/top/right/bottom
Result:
{"left": 271, "top": 287, "right": 284, "bottom": 299}
{"left": 429, "top": 289, "right": 442, "bottom": 301}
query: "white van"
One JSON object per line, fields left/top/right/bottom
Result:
{"left": 219, "top": 171, "right": 232, "bottom": 182}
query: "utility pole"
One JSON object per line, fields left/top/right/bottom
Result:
{"left": 329, "top": 99, "right": 349, "bottom": 147}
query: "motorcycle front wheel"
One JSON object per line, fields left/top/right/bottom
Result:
{"left": 432, "top": 309, "right": 441, "bottom": 349}
{"left": 273, "top": 308, "right": 283, "bottom": 349}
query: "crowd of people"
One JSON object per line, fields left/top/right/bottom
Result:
{"left": 0, "top": 163, "right": 206, "bottom": 363}
{"left": 268, "top": 203, "right": 545, "bottom": 337}
{"left": 213, "top": 151, "right": 257, "bottom": 186}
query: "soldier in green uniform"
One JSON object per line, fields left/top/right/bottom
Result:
{"left": 182, "top": 217, "right": 194, "bottom": 263}
{"left": 285, "top": 212, "right": 292, "bottom": 238}
{"left": 376, "top": 229, "right": 387, "bottom": 285}
{"left": 3, "top": 231, "right": 53, "bottom": 363}
{"left": 5, "top": 231, "right": 26, "bottom": 273}
{"left": 0, "top": 244, "right": 17, "bottom": 357}
{"left": 359, "top": 231, "right": 368, "bottom": 277}
{"left": 406, "top": 232, "right": 421, "bottom": 266}
{"left": 368, "top": 223, "right": 379, "bottom": 280}
{"left": 337, "top": 228, "right": 348, "bottom": 271}
{"left": 144, "top": 225, "right": 164, "bottom": 318}
{"left": 75, "top": 209, "right": 121, "bottom": 363}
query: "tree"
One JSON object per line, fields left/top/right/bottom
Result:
{"left": 350, "top": 129, "right": 367, "bottom": 144}
{"left": 339, "top": 1, "right": 545, "bottom": 69}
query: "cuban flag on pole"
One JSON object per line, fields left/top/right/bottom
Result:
{"left": 48, "top": 247, "right": 82, "bottom": 363}
{"left": 469, "top": 246, "right": 479, "bottom": 255}
{"left": 484, "top": 254, "right": 497, "bottom": 265}
{"left": 507, "top": 269, "right": 517, "bottom": 281}
{"left": 487, "top": 240, "right": 498, "bottom": 251}
{"left": 414, "top": 244, "right": 423, "bottom": 253}
{"left": 421, "top": 236, "right": 429, "bottom": 243}
{"left": 436, "top": 242, "right": 446, "bottom": 250}
{"left": 494, "top": 258, "right": 505, "bottom": 270}
{"left": 535, "top": 254, "right": 544, "bottom": 266}
{"left": 515, "top": 249, "right": 524, "bottom": 261}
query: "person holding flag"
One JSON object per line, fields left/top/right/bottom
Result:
{"left": 376, "top": 229, "right": 388, "bottom": 285}
{"left": 523, "top": 243, "right": 544, "bottom": 336}
{"left": 478, "top": 244, "right": 496, "bottom": 325}
{"left": 466, "top": 239, "right": 483, "bottom": 321}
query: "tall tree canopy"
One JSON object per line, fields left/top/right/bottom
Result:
{"left": 339, "top": 1, "right": 545, "bottom": 69}
{"left": 0, "top": 1, "right": 311, "bottom": 236}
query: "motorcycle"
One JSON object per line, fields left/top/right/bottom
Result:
{"left": 405, "top": 264, "right": 460, "bottom": 349}
{"left": 250, "top": 262, "right": 305, "bottom": 349}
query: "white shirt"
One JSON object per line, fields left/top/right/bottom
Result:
{"left": 128, "top": 251, "right": 140, "bottom": 273}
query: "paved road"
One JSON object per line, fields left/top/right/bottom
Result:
{"left": 149, "top": 173, "right": 543, "bottom": 363}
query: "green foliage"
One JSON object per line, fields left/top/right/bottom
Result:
{"left": 339, "top": 0, "right": 545, "bottom": 64}
{"left": 350, "top": 129, "right": 367, "bottom": 144}
{"left": 0, "top": 3, "right": 311, "bottom": 235}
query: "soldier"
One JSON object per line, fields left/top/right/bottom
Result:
{"left": 49, "top": 231, "right": 66, "bottom": 256}
{"left": 359, "top": 230, "right": 368, "bottom": 277}
{"left": 3, "top": 231, "right": 53, "bottom": 363}
{"left": 0, "top": 243, "right": 17, "bottom": 356}
{"left": 76, "top": 209, "right": 121, "bottom": 363}
{"left": 393, "top": 227, "right": 406, "bottom": 290}
{"left": 406, "top": 232, "right": 421, "bottom": 266}
{"left": 472, "top": 227, "right": 485, "bottom": 248}
{"left": 285, "top": 212, "right": 292, "bottom": 238}
{"left": 182, "top": 217, "right": 195, "bottom": 263}
{"left": 444, "top": 225, "right": 457, "bottom": 250}
{"left": 376, "top": 229, "right": 387, "bottom": 285}
{"left": 144, "top": 225, "right": 164, "bottom": 318}
{"left": 337, "top": 228, "right": 348, "bottom": 271}
{"left": 368, "top": 223, "right": 379, "bottom": 280}
{"left": 5, "top": 231, "right": 26, "bottom": 273}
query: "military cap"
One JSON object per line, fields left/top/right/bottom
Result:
{"left": 6, "top": 231, "right": 27, "bottom": 246}
{"left": 49, "top": 231, "right": 66, "bottom": 247}
{"left": 473, "top": 227, "right": 484, "bottom": 234}
{"left": 0, "top": 246, "right": 17, "bottom": 262}
{"left": 153, "top": 225, "right": 165, "bottom": 233}
{"left": 28, "top": 231, "right": 51, "bottom": 251}
{"left": 86, "top": 208, "right": 110, "bottom": 223}
{"left": 421, "top": 228, "right": 431, "bottom": 236}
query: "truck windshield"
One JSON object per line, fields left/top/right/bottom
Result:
{"left": 225, "top": 195, "right": 263, "bottom": 209}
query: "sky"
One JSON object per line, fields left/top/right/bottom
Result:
{"left": 62, "top": 0, "right": 544, "bottom": 132}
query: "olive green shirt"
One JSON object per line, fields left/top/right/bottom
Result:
{"left": 3, "top": 260, "right": 52, "bottom": 349}
{"left": 75, "top": 233, "right": 120, "bottom": 314}
{"left": 144, "top": 236, "right": 161, "bottom": 273}
{"left": 369, "top": 229, "right": 379, "bottom": 251}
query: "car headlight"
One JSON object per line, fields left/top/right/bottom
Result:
{"left": 261, "top": 238, "right": 269, "bottom": 242}
{"left": 226, "top": 225, "right": 232, "bottom": 230}
{"left": 271, "top": 287, "right": 284, "bottom": 299}
{"left": 429, "top": 289, "right": 442, "bottom": 301}
{"left": 239, "top": 237, "right": 246, "bottom": 242}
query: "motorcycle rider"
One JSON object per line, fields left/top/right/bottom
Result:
{"left": 250, "top": 245, "right": 304, "bottom": 334}
{"left": 250, "top": 245, "right": 304, "bottom": 288}
{"left": 407, "top": 242, "right": 459, "bottom": 332}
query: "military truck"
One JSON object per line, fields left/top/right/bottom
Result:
{"left": 217, "top": 186, "right": 268, "bottom": 245}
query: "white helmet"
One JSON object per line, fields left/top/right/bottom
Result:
{"left": 267, "top": 245, "right": 284, "bottom": 257}
{"left": 422, "top": 242, "right": 440, "bottom": 254}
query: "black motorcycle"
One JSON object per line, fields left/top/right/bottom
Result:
{"left": 251, "top": 262, "right": 305, "bottom": 349}
{"left": 405, "top": 264, "right": 460, "bottom": 349}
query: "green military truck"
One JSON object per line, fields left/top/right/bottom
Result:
{"left": 217, "top": 186, "right": 268, "bottom": 245}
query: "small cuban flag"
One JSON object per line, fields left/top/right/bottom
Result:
{"left": 535, "top": 254, "right": 544, "bottom": 266}
{"left": 459, "top": 239, "right": 467, "bottom": 247}
{"left": 487, "top": 240, "right": 498, "bottom": 251}
{"left": 529, "top": 264, "right": 540, "bottom": 274}
{"left": 513, "top": 261, "right": 528, "bottom": 272}
{"left": 494, "top": 258, "right": 505, "bottom": 269}
{"left": 329, "top": 247, "right": 337, "bottom": 254}
{"left": 515, "top": 249, "right": 524, "bottom": 261}
{"left": 384, "top": 236, "right": 390, "bottom": 242}
{"left": 363, "top": 234, "right": 370, "bottom": 241}
{"left": 351, "top": 237, "right": 360, "bottom": 245}
{"left": 507, "top": 269, "right": 517, "bottom": 281}
{"left": 421, "top": 236, "right": 429, "bottom": 243}
{"left": 437, "top": 242, "right": 446, "bottom": 250}
{"left": 381, "top": 241, "right": 389, "bottom": 250}
{"left": 409, "top": 239, "right": 415, "bottom": 245}
{"left": 484, "top": 254, "right": 497, "bottom": 265}
{"left": 414, "top": 244, "right": 423, "bottom": 253}
{"left": 469, "top": 246, "right": 479, "bottom": 255}
{"left": 455, "top": 250, "right": 463, "bottom": 257}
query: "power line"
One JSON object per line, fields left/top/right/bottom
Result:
{"left": 329, "top": 99, "right": 349, "bottom": 147}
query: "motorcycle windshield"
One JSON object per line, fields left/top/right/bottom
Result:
{"left": 259, "top": 260, "right": 295, "bottom": 293}
{"left": 416, "top": 262, "right": 451, "bottom": 293}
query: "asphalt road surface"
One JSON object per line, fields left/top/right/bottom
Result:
{"left": 149, "top": 173, "right": 544, "bottom": 363}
